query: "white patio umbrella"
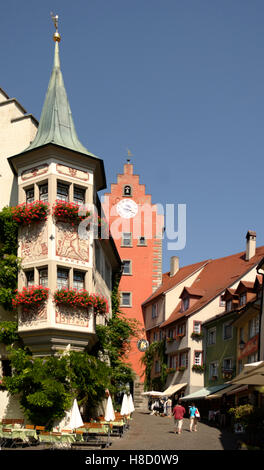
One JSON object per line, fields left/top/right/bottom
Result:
{"left": 128, "top": 394, "right": 135, "bottom": 413}
{"left": 104, "top": 394, "right": 116, "bottom": 422}
{"left": 120, "top": 393, "right": 130, "bottom": 415}
{"left": 68, "top": 398, "right": 84, "bottom": 430}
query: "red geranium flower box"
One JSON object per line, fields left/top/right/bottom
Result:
{"left": 53, "top": 288, "right": 109, "bottom": 315}
{"left": 12, "top": 286, "right": 49, "bottom": 309}
{"left": 11, "top": 201, "right": 49, "bottom": 225}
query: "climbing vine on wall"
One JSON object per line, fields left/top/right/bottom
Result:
{"left": 141, "top": 339, "right": 168, "bottom": 391}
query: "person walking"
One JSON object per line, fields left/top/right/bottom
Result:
{"left": 189, "top": 402, "right": 199, "bottom": 432}
{"left": 166, "top": 397, "right": 172, "bottom": 417}
{"left": 172, "top": 400, "right": 186, "bottom": 434}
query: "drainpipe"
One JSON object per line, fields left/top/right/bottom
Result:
{"left": 256, "top": 258, "right": 264, "bottom": 361}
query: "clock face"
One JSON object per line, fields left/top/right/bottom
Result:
{"left": 116, "top": 199, "right": 138, "bottom": 219}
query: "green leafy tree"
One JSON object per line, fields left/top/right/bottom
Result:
{"left": 0, "top": 207, "right": 20, "bottom": 311}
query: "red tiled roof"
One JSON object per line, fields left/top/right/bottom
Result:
{"left": 142, "top": 259, "right": 210, "bottom": 306}
{"left": 160, "top": 246, "right": 264, "bottom": 328}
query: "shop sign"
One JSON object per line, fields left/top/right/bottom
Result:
{"left": 238, "top": 334, "right": 259, "bottom": 360}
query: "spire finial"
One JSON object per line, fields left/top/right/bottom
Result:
{"left": 127, "top": 148, "right": 133, "bottom": 163}
{"left": 51, "top": 12, "right": 61, "bottom": 42}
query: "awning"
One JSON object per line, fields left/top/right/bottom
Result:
{"left": 162, "top": 383, "right": 187, "bottom": 397}
{"left": 181, "top": 384, "right": 230, "bottom": 401}
{"left": 141, "top": 391, "right": 164, "bottom": 396}
{"left": 205, "top": 384, "right": 247, "bottom": 399}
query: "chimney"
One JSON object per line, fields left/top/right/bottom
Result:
{"left": 170, "top": 256, "right": 179, "bottom": 277}
{"left": 246, "top": 230, "right": 256, "bottom": 261}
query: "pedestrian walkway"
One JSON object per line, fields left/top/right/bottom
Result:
{"left": 107, "top": 412, "right": 239, "bottom": 450}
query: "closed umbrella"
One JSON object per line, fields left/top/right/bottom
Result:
{"left": 104, "top": 394, "right": 116, "bottom": 422}
{"left": 128, "top": 394, "right": 135, "bottom": 414}
{"left": 68, "top": 398, "right": 84, "bottom": 430}
{"left": 120, "top": 393, "right": 130, "bottom": 416}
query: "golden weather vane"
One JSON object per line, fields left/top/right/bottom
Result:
{"left": 50, "top": 12, "right": 61, "bottom": 42}
{"left": 126, "top": 148, "right": 133, "bottom": 163}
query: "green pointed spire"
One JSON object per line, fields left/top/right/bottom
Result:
{"left": 26, "top": 39, "right": 96, "bottom": 158}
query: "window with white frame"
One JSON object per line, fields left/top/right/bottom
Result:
{"left": 122, "top": 232, "right": 132, "bottom": 247}
{"left": 223, "top": 358, "right": 233, "bottom": 371}
{"left": 169, "top": 355, "right": 177, "bottom": 369}
{"left": 223, "top": 322, "right": 233, "bottom": 340}
{"left": 219, "top": 294, "right": 225, "bottom": 307}
{"left": 179, "top": 352, "right": 188, "bottom": 368}
{"left": 39, "top": 183, "right": 48, "bottom": 202}
{"left": 248, "top": 352, "right": 258, "bottom": 363}
{"left": 73, "top": 270, "right": 85, "bottom": 290}
{"left": 194, "top": 351, "right": 203, "bottom": 366}
{"left": 120, "top": 292, "right": 132, "bottom": 307}
{"left": 39, "top": 267, "right": 48, "bottom": 287}
{"left": 25, "top": 187, "right": 34, "bottom": 203}
{"left": 239, "top": 293, "right": 247, "bottom": 307}
{"left": 182, "top": 297, "right": 189, "bottom": 312}
{"left": 209, "top": 362, "right": 218, "bottom": 379}
{"left": 122, "top": 260, "right": 132, "bottom": 275}
{"left": 248, "top": 317, "right": 260, "bottom": 339}
{"left": 57, "top": 268, "right": 69, "bottom": 290}
{"left": 152, "top": 303, "right": 158, "bottom": 319}
{"left": 57, "top": 182, "right": 69, "bottom": 202}
{"left": 177, "top": 323, "right": 185, "bottom": 336}
{"left": 26, "top": 270, "right": 34, "bottom": 287}
{"left": 208, "top": 327, "right": 216, "bottom": 345}
{"left": 193, "top": 321, "right": 201, "bottom": 334}
{"left": 73, "top": 186, "right": 86, "bottom": 205}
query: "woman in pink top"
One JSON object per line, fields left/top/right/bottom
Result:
{"left": 172, "top": 401, "right": 186, "bottom": 435}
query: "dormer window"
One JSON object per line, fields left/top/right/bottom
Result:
{"left": 182, "top": 297, "right": 189, "bottom": 312}
{"left": 239, "top": 293, "right": 247, "bottom": 306}
{"left": 226, "top": 300, "right": 232, "bottom": 312}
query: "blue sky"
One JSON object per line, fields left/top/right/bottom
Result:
{"left": 1, "top": 0, "right": 264, "bottom": 272}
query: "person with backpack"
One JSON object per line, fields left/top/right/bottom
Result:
{"left": 189, "top": 402, "right": 199, "bottom": 432}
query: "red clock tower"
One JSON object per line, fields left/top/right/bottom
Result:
{"left": 103, "top": 159, "right": 163, "bottom": 407}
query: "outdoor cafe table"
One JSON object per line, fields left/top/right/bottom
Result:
{"left": 38, "top": 432, "right": 80, "bottom": 445}
{"left": 0, "top": 426, "right": 38, "bottom": 443}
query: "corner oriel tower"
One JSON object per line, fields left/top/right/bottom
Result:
{"left": 8, "top": 17, "right": 121, "bottom": 355}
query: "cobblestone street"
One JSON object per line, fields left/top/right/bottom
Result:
{"left": 106, "top": 412, "right": 239, "bottom": 451}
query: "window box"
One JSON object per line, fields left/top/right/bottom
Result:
{"left": 11, "top": 201, "right": 49, "bottom": 225}
{"left": 53, "top": 200, "right": 90, "bottom": 225}
{"left": 166, "top": 368, "right": 176, "bottom": 374}
{"left": 192, "top": 364, "right": 205, "bottom": 373}
{"left": 12, "top": 286, "right": 49, "bottom": 310}
{"left": 177, "top": 366, "right": 186, "bottom": 372}
{"left": 166, "top": 337, "right": 174, "bottom": 343}
{"left": 222, "top": 369, "right": 234, "bottom": 380}
{"left": 53, "top": 288, "right": 109, "bottom": 315}
{"left": 191, "top": 332, "right": 203, "bottom": 340}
